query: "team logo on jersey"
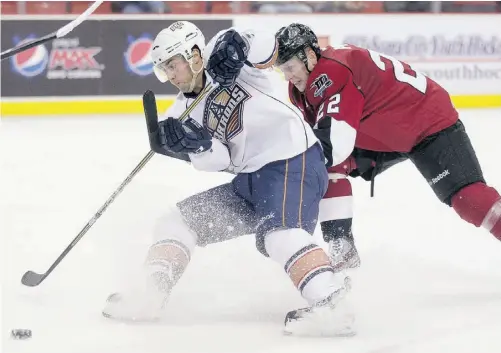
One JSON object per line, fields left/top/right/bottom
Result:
{"left": 311, "top": 73, "right": 333, "bottom": 98}
{"left": 203, "top": 84, "right": 251, "bottom": 143}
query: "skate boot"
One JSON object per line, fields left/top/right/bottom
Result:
{"left": 102, "top": 270, "right": 173, "bottom": 322}
{"left": 328, "top": 236, "right": 361, "bottom": 272}
{"left": 321, "top": 220, "right": 361, "bottom": 272}
{"left": 284, "top": 283, "right": 355, "bottom": 337}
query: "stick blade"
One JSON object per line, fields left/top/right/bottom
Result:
{"left": 143, "top": 90, "right": 159, "bottom": 135}
{"left": 21, "top": 271, "right": 45, "bottom": 287}
{"left": 142, "top": 89, "right": 190, "bottom": 163}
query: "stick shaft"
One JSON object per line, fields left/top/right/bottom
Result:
{"left": 22, "top": 151, "right": 154, "bottom": 286}
{"left": 1, "top": 1, "right": 103, "bottom": 61}
{"left": 21, "top": 83, "right": 215, "bottom": 287}
{"left": 1, "top": 33, "right": 56, "bottom": 61}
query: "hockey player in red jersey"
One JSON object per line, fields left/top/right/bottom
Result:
{"left": 275, "top": 23, "right": 501, "bottom": 262}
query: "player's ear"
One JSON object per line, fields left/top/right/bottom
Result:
{"left": 191, "top": 47, "right": 203, "bottom": 70}
{"left": 305, "top": 47, "right": 318, "bottom": 71}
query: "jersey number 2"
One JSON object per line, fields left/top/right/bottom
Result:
{"left": 368, "top": 50, "right": 427, "bottom": 94}
{"left": 317, "top": 93, "right": 341, "bottom": 121}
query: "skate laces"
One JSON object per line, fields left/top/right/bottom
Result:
{"left": 314, "top": 287, "right": 348, "bottom": 309}
{"left": 329, "top": 238, "right": 346, "bottom": 258}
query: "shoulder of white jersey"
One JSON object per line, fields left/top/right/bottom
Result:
{"left": 239, "top": 28, "right": 278, "bottom": 69}
{"left": 237, "top": 64, "right": 288, "bottom": 93}
{"left": 163, "top": 91, "right": 186, "bottom": 119}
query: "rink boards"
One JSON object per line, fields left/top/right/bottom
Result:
{"left": 2, "top": 94, "right": 501, "bottom": 116}
{"left": 1, "top": 14, "right": 500, "bottom": 115}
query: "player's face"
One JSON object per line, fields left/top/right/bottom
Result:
{"left": 156, "top": 54, "right": 194, "bottom": 92}
{"left": 277, "top": 57, "right": 309, "bottom": 92}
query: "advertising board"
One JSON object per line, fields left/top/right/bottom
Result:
{"left": 234, "top": 14, "right": 501, "bottom": 107}
{"left": 0, "top": 18, "right": 232, "bottom": 97}
{"left": 1, "top": 14, "right": 499, "bottom": 115}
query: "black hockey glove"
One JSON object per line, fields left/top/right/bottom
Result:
{"left": 348, "top": 151, "right": 378, "bottom": 181}
{"left": 207, "top": 29, "right": 249, "bottom": 88}
{"left": 154, "top": 117, "right": 212, "bottom": 155}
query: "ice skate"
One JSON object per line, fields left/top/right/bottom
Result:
{"left": 283, "top": 285, "right": 355, "bottom": 337}
{"left": 328, "top": 236, "right": 361, "bottom": 272}
{"left": 102, "top": 271, "right": 172, "bottom": 322}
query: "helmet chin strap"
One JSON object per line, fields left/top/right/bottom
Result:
{"left": 298, "top": 47, "right": 320, "bottom": 74}
{"left": 296, "top": 50, "right": 312, "bottom": 73}
{"left": 188, "top": 61, "right": 204, "bottom": 93}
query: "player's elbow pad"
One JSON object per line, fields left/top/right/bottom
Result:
{"left": 241, "top": 29, "right": 278, "bottom": 69}
{"left": 188, "top": 139, "right": 231, "bottom": 172}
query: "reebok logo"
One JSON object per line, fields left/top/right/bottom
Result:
{"left": 429, "top": 170, "right": 450, "bottom": 185}
{"left": 256, "top": 212, "right": 275, "bottom": 228}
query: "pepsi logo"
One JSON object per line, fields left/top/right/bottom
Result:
{"left": 10, "top": 36, "right": 49, "bottom": 77}
{"left": 124, "top": 35, "right": 153, "bottom": 76}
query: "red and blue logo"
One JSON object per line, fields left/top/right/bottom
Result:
{"left": 10, "top": 35, "right": 49, "bottom": 77}
{"left": 124, "top": 35, "right": 153, "bottom": 76}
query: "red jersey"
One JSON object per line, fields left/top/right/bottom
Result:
{"left": 289, "top": 45, "right": 458, "bottom": 166}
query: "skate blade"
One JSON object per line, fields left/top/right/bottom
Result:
{"left": 102, "top": 310, "right": 162, "bottom": 323}
{"left": 102, "top": 292, "right": 165, "bottom": 323}
{"left": 284, "top": 304, "right": 356, "bottom": 337}
{"left": 283, "top": 329, "right": 356, "bottom": 338}
{"left": 283, "top": 320, "right": 356, "bottom": 337}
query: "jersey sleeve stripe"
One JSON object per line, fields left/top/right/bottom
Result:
{"left": 281, "top": 159, "right": 289, "bottom": 227}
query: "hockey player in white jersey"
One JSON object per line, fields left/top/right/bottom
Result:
{"left": 102, "top": 21, "right": 354, "bottom": 336}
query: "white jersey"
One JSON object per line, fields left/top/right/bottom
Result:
{"left": 164, "top": 27, "right": 318, "bottom": 174}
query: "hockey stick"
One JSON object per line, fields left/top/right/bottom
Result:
{"left": 21, "top": 84, "right": 214, "bottom": 287}
{"left": 1, "top": 1, "right": 103, "bottom": 61}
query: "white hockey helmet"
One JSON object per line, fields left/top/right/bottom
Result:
{"left": 151, "top": 21, "right": 205, "bottom": 83}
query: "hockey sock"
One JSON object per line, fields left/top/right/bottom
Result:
{"left": 264, "top": 228, "right": 347, "bottom": 305}
{"left": 319, "top": 177, "right": 354, "bottom": 242}
{"left": 451, "top": 182, "right": 501, "bottom": 241}
{"left": 146, "top": 208, "right": 198, "bottom": 293}
{"left": 146, "top": 239, "right": 191, "bottom": 293}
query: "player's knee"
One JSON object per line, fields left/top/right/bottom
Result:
{"left": 451, "top": 182, "right": 501, "bottom": 240}
{"left": 325, "top": 177, "right": 352, "bottom": 196}
{"left": 255, "top": 217, "right": 317, "bottom": 256}
{"left": 263, "top": 228, "right": 341, "bottom": 304}
{"left": 151, "top": 206, "right": 198, "bottom": 258}
{"left": 319, "top": 179, "right": 353, "bottom": 233}
{"left": 255, "top": 200, "right": 320, "bottom": 256}
{"left": 144, "top": 207, "right": 197, "bottom": 291}
{"left": 263, "top": 228, "right": 313, "bottom": 263}
{"left": 319, "top": 178, "right": 354, "bottom": 242}
{"left": 176, "top": 199, "right": 217, "bottom": 247}
{"left": 328, "top": 156, "right": 357, "bottom": 177}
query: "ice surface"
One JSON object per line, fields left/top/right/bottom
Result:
{"left": 1, "top": 110, "right": 501, "bottom": 353}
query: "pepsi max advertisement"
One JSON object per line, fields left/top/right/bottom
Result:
{"left": 1, "top": 19, "right": 231, "bottom": 97}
